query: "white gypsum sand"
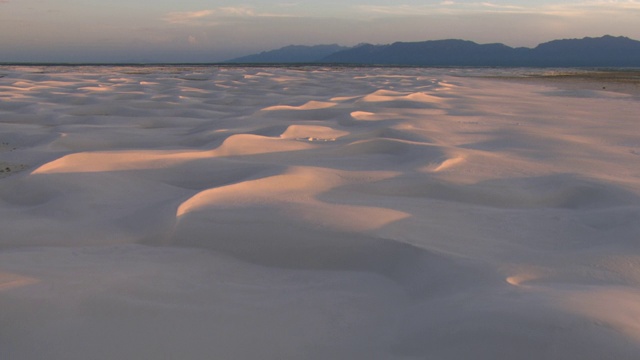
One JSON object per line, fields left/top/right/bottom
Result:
{"left": 0, "top": 66, "right": 639, "bottom": 359}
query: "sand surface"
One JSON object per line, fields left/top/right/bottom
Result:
{"left": 486, "top": 69, "right": 640, "bottom": 98}
{"left": 1, "top": 65, "right": 640, "bottom": 359}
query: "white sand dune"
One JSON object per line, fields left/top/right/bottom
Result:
{"left": 1, "top": 66, "right": 640, "bottom": 359}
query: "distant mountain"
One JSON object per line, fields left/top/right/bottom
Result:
{"left": 527, "top": 35, "right": 640, "bottom": 66}
{"left": 225, "top": 44, "right": 348, "bottom": 63}
{"left": 226, "top": 36, "right": 640, "bottom": 67}
{"left": 322, "top": 40, "right": 524, "bottom": 66}
{"left": 324, "top": 36, "right": 640, "bottom": 66}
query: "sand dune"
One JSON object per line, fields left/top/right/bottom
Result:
{"left": 262, "top": 100, "right": 338, "bottom": 111}
{"left": 1, "top": 66, "right": 640, "bottom": 359}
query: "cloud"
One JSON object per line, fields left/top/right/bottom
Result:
{"left": 480, "top": 2, "right": 523, "bottom": 9}
{"left": 277, "top": 2, "right": 301, "bottom": 7}
{"left": 354, "top": 3, "right": 525, "bottom": 17}
{"left": 216, "top": 6, "right": 257, "bottom": 17}
{"left": 164, "top": 6, "right": 290, "bottom": 25}
{"left": 164, "top": 10, "right": 216, "bottom": 25}
{"left": 355, "top": 5, "right": 430, "bottom": 16}
{"left": 356, "top": 1, "right": 640, "bottom": 17}
{"left": 531, "top": 1, "right": 640, "bottom": 18}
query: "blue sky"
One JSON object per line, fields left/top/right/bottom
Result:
{"left": 1, "top": 0, "right": 640, "bottom": 62}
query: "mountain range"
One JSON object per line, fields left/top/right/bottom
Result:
{"left": 225, "top": 35, "right": 640, "bottom": 67}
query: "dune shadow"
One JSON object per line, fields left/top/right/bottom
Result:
{"left": 338, "top": 173, "right": 640, "bottom": 210}
{"left": 170, "top": 208, "right": 495, "bottom": 298}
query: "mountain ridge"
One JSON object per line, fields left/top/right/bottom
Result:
{"left": 225, "top": 44, "right": 348, "bottom": 64}
{"left": 226, "top": 36, "right": 640, "bottom": 67}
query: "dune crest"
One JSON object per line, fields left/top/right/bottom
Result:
{"left": 262, "top": 100, "right": 337, "bottom": 111}
{"left": 0, "top": 272, "right": 40, "bottom": 291}
{"left": 32, "top": 134, "right": 317, "bottom": 174}
{"left": 431, "top": 155, "right": 465, "bottom": 172}
{"left": 175, "top": 166, "right": 407, "bottom": 232}
{"left": 279, "top": 124, "right": 349, "bottom": 141}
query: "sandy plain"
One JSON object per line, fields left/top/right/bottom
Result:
{"left": 1, "top": 66, "right": 639, "bottom": 359}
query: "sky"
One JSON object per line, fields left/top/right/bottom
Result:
{"left": 1, "top": 0, "right": 640, "bottom": 63}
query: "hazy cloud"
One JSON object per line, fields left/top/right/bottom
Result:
{"left": 216, "top": 6, "right": 258, "bottom": 17}
{"left": 164, "top": 6, "right": 290, "bottom": 25}
{"left": 277, "top": 2, "right": 302, "bottom": 7}
{"left": 480, "top": 2, "right": 524, "bottom": 10}
{"left": 532, "top": 1, "right": 640, "bottom": 17}
{"left": 357, "top": 1, "right": 640, "bottom": 17}
{"left": 355, "top": 4, "right": 445, "bottom": 16}
{"left": 354, "top": 3, "right": 526, "bottom": 17}
{"left": 164, "top": 10, "right": 215, "bottom": 24}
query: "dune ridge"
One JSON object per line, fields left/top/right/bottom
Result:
{"left": 1, "top": 66, "right": 640, "bottom": 359}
